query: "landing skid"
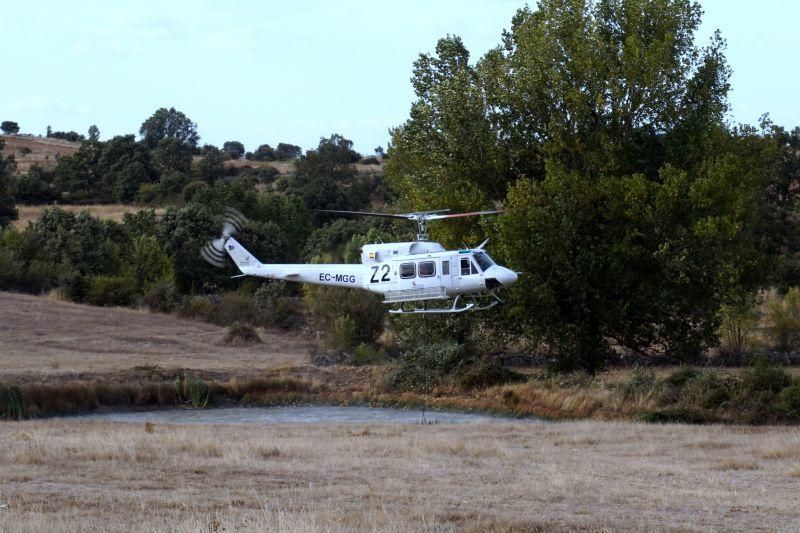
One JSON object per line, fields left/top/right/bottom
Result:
{"left": 388, "top": 294, "right": 501, "bottom": 315}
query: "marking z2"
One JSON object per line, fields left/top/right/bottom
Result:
{"left": 370, "top": 264, "right": 391, "bottom": 283}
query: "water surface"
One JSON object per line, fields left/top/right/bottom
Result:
{"left": 70, "top": 406, "right": 534, "bottom": 425}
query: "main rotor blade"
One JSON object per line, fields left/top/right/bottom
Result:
{"left": 425, "top": 209, "right": 504, "bottom": 220}
{"left": 315, "top": 209, "right": 418, "bottom": 220}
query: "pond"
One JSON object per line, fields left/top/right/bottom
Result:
{"left": 69, "top": 406, "right": 536, "bottom": 425}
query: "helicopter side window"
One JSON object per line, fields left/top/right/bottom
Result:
{"left": 399, "top": 263, "right": 416, "bottom": 279}
{"left": 442, "top": 260, "right": 449, "bottom": 275}
{"left": 419, "top": 261, "right": 435, "bottom": 277}
{"left": 460, "top": 258, "right": 472, "bottom": 276}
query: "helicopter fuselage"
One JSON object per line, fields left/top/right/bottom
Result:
{"left": 226, "top": 238, "right": 517, "bottom": 304}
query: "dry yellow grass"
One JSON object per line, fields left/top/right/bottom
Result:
{"left": 0, "top": 292, "right": 311, "bottom": 380}
{"left": 0, "top": 135, "right": 79, "bottom": 174}
{"left": 12, "top": 204, "right": 166, "bottom": 230}
{"left": 0, "top": 420, "right": 799, "bottom": 531}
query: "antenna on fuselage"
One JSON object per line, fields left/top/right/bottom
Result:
{"left": 316, "top": 209, "right": 503, "bottom": 242}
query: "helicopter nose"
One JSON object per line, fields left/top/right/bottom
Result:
{"left": 484, "top": 266, "right": 518, "bottom": 290}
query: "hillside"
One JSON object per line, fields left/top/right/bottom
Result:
{"left": 0, "top": 292, "right": 312, "bottom": 381}
{"left": 1, "top": 134, "right": 384, "bottom": 177}
{"left": 0, "top": 134, "right": 80, "bottom": 174}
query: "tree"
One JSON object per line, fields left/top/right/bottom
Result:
{"left": 1, "top": 121, "right": 19, "bottom": 135}
{"left": 193, "top": 145, "right": 226, "bottom": 183}
{"left": 87, "top": 124, "right": 100, "bottom": 142}
{"left": 139, "top": 107, "right": 200, "bottom": 149}
{"left": 388, "top": 0, "right": 760, "bottom": 372}
{"left": 0, "top": 140, "right": 18, "bottom": 227}
{"left": 275, "top": 143, "right": 302, "bottom": 161}
{"left": 50, "top": 131, "right": 85, "bottom": 142}
{"left": 98, "top": 135, "right": 155, "bottom": 202}
{"left": 152, "top": 137, "right": 193, "bottom": 175}
{"left": 253, "top": 144, "right": 276, "bottom": 161}
{"left": 46, "top": 125, "right": 52, "bottom": 138}
{"left": 222, "top": 141, "right": 245, "bottom": 160}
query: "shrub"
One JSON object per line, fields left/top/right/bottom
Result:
{"left": 385, "top": 341, "right": 468, "bottom": 391}
{"left": 142, "top": 281, "right": 178, "bottom": 312}
{"left": 361, "top": 156, "right": 380, "bottom": 165}
{"left": 211, "top": 291, "right": 257, "bottom": 326}
{"left": 0, "top": 384, "right": 25, "bottom": 420}
{"left": 86, "top": 275, "right": 138, "bottom": 306}
{"left": 459, "top": 358, "right": 527, "bottom": 390}
{"left": 636, "top": 407, "right": 719, "bottom": 424}
{"left": 717, "top": 301, "right": 760, "bottom": 355}
{"left": 177, "top": 376, "right": 211, "bottom": 408}
{"left": 623, "top": 367, "right": 656, "bottom": 398}
{"left": 780, "top": 380, "right": 800, "bottom": 414}
{"left": 740, "top": 358, "right": 791, "bottom": 394}
{"left": 254, "top": 281, "right": 302, "bottom": 329}
{"left": 304, "top": 285, "right": 384, "bottom": 348}
{"left": 58, "top": 270, "right": 89, "bottom": 302}
{"left": 764, "top": 288, "right": 800, "bottom": 351}
{"left": 179, "top": 295, "right": 215, "bottom": 321}
{"left": 182, "top": 180, "right": 208, "bottom": 202}
{"left": 662, "top": 366, "right": 699, "bottom": 388}
{"left": 223, "top": 322, "right": 261, "bottom": 346}
{"left": 679, "top": 371, "right": 735, "bottom": 410}
{"left": 348, "top": 343, "right": 387, "bottom": 366}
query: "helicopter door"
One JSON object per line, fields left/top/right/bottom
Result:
{"left": 457, "top": 255, "right": 483, "bottom": 294}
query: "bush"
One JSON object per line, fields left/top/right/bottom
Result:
{"left": 636, "top": 407, "right": 719, "bottom": 424}
{"left": 623, "top": 367, "right": 656, "bottom": 398}
{"left": 780, "top": 380, "right": 800, "bottom": 414}
{"left": 348, "top": 343, "right": 387, "bottom": 366}
{"left": 211, "top": 291, "right": 257, "bottom": 326}
{"left": 459, "top": 358, "right": 527, "bottom": 390}
{"left": 662, "top": 366, "right": 699, "bottom": 388}
{"left": 304, "top": 285, "right": 384, "bottom": 348}
{"left": 764, "top": 288, "right": 800, "bottom": 351}
{"left": 182, "top": 180, "right": 209, "bottom": 202}
{"left": 717, "top": 301, "right": 759, "bottom": 355}
{"left": 679, "top": 371, "right": 735, "bottom": 409}
{"left": 222, "top": 321, "right": 261, "bottom": 345}
{"left": 177, "top": 376, "right": 211, "bottom": 408}
{"left": 361, "top": 156, "right": 380, "bottom": 165}
{"left": 86, "top": 275, "right": 138, "bottom": 306}
{"left": 179, "top": 295, "right": 215, "bottom": 321}
{"left": 0, "top": 383, "right": 25, "bottom": 420}
{"left": 254, "top": 281, "right": 302, "bottom": 329}
{"left": 740, "top": 358, "right": 791, "bottom": 394}
{"left": 142, "top": 281, "right": 178, "bottom": 312}
{"left": 385, "top": 341, "right": 468, "bottom": 391}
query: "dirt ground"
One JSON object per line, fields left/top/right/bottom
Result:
{"left": 0, "top": 292, "right": 312, "bottom": 382}
{"left": 0, "top": 420, "right": 799, "bottom": 531}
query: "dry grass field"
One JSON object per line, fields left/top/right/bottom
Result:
{"left": 1, "top": 420, "right": 799, "bottom": 531}
{"left": 0, "top": 135, "right": 79, "bottom": 175}
{"left": 2, "top": 292, "right": 800, "bottom": 530}
{"left": 0, "top": 292, "right": 311, "bottom": 382}
{"left": 12, "top": 204, "right": 167, "bottom": 230}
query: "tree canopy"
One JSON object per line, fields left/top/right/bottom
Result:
{"left": 386, "top": 0, "right": 772, "bottom": 370}
{"left": 139, "top": 107, "right": 200, "bottom": 149}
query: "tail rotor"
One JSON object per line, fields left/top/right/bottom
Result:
{"left": 201, "top": 207, "right": 248, "bottom": 268}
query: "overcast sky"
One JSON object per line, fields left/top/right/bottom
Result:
{"left": 2, "top": 0, "right": 798, "bottom": 154}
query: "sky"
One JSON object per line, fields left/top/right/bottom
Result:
{"left": 2, "top": 0, "right": 798, "bottom": 155}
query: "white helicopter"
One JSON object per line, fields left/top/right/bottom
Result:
{"left": 201, "top": 207, "right": 518, "bottom": 314}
